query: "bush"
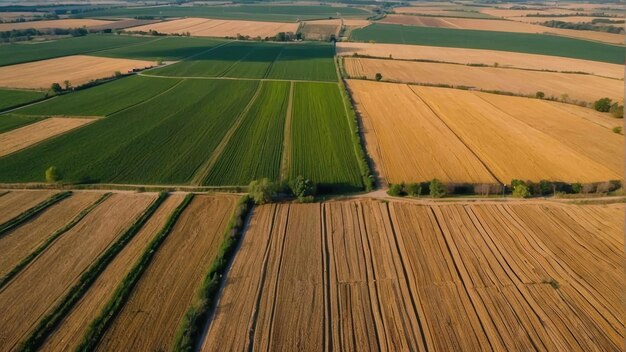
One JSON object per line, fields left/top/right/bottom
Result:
{"left": 50, "top": 83, "right": 63, "bottom": 94}
{"left": 387, "top": 183, "right": 404, "bottom": 197}
{"left": 538, "top": 180, "right": 553, "bottom": 195}
{"left": 612, "top": 126, "right": 622, "bottom": 134}
{"left": 571, "top": 182, "right": 583, "bottom": 194}
{"left": 593, "top": 97, "right": 612, "bottom": 112}
{"left": 609, "top": 103, "right": 623, "bottom": 118}
{"left": 405, "top": 183, "right": 421, "bottom": 197}
{"left": 512, "top": 183, "right": 531, "bottom": 198}
{"left": 45, "top": 166, "right": 61, "bottom": 183}
{"left": 429, "top": 179, "right": 446, "bottom": 198}
{"left": 248, "top": 178, "right": 277, "bottom": 205}
{"left": 375, "top": 72, "right": 382, "bottom": 81}
{"left": 535, "top": 91, "right": 545, "bottom": 99}
{"left": 289, "top": 176, "right": 316, "bottom": 201}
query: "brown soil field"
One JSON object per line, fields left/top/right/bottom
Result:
{"left": 342, "top": 19, "right": 371, "bottom": 28}
{"left": 344, "top": 57, "right": 624, "bottom": 103}
{"left": 300, "top": 19, "right": 340, "bottom": 40}
{"left": 0, "top": 12, "right": 42, "bottom": 21}
{"left": 87, "top": 18, "right": 160, "bottom": 31}
{"left": 0, "top": 190, "right": 59, "bottom": 225}
{"left": 379, "top": 14, "right": 625, "bottom": 44}
{"left": 0, "top": 19, "right": 114, "bottom": 31}
{"left": 127, "top": 18, "right": 299, "bottom": 38}
{"left": 96, "top": 195, "right": 237, "bottom": 352}
{"left": 0, "top": 55, "right": 155, "bottom": 90}
{"left": 0, "top": 117, "right": 96, "bottom": 157}
{"left": 0, "top": 193, "right": 155, "bottom": 351}
{"left": 40, "top": 194, "right": 186, "bottom": 352}
{"left": 200, "top": 199, "right": 624, "bottom": 351}
{"left": 347, "top": 80, "right": 622, "bottom": 184}
{"left": 337, "top": 42, "right": 624, "bottom": 79}
{"left": 0, "top": 192, "right": 104, "bottom": 280}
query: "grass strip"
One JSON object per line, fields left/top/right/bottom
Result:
{"left": 0, "top": 193, "right": 112, "bottom": 290}
{"left": 172, "top": 195, "right": 252, "bottom": 352}
{"left": 76, "top": 193, "right": 195, "bottom": 352}
{"left": 19, "top": 192, "right": 168, "bottom": 352}
{"left": 0, "top": 191, "right": 72, "bottom": 237}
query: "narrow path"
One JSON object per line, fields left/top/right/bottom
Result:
{"left": 190, "top": 81, "right": 265, "bottom": 186}
{"left": 279, "top": 82, "right": 294, "bottom": 182}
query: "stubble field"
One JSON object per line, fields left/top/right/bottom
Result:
{"left": 0, "top": 19, "right": 114, "bottom": 31}
{"left": 127, "top": 18, "right": 299, "bottom": 38}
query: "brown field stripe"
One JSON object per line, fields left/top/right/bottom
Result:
{"left": 279, "top": 81, "right": 294, "bottom": 182}
{"left": 190, "top": 81, "right": 264, "bottom": 186}
{"left": 0, "top": 191, "right": 71, "bottom": 237}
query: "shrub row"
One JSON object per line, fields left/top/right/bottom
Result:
{"left": 0, "top": 191, "right": 71, "bottom": 237}
{"left": 173, "top": 195, "right": 252, "bottom": 352}
{"left": 76, "top": 193, "right": 194, "bottom": 352}
{"left": 20, "top": 192, "right": 168, "bottom": 352}
{"left": 0, "top": 193, "right": 112, "bottom": 290}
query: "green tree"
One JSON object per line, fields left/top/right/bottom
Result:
{"left": 512, "top": 183, "right": 531, "bottom": 198}
{"left": 593, "top": 97, "right": 613, "bottom": 112}
{"left": 612, "top": 126, "right": 622, "bottom": 134}
{"left": 289, "top": 176, "right": 316, "bottom": 200}
{"left": 429, "top": 179, "right": 446, "bottom": 198}
{"left": 248, "top": 178, "right": 277, "bottom": 205}
{"left": 405, "top": 183, "right": 421, "bottom": 197}
{"left": 571, "top": 182, "right": 583, "bottom": 193}
{"left": 45, "top": 166, "right": 61, "bottom": 183}
{"left": 375, "top": 72, "right": 382, "bottom": 81}
{"left": 539, "top": 180, "right": 553, "bottom": 195}
{"left": 50, "top": 82, "right": 63, "bottom": 94}
{"left": 535, "top": 91, "right": 545, "bottom": 99}
{"left": 387, "top": 183, "right": 403, "bottom": 197}
{"left": 609, "top": 103, "right": 623, "bottom": 118}
{"left": 63, "top": 80, "right": 72, "bottom": 90}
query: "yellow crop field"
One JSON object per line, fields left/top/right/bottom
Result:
{"left": 347, "top": 80, "right": 622, "bottom": 184}
{"left": 0, "top": 19, "right": 114, "bottom": 31}
{"left": 127, "top": 18, "right": 299, "bottom": 38}
{"left": 344, "top": 57, "right": 624, "bottom": 103}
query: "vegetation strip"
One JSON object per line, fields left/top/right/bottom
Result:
{"left": 18, "top": 192, "right": 168, "bottom": 352}
{"left": 0, "top": 193, "right": 112, "bottom": 290}
{"left": 76, "top": 193, "right": 194, "bottom": 351}
{"left": 172, "top": 195, "right": 252, "bottom": 351}
{"left": 0, "top": 191, "right": 71, "bottom": 237}
{"left": 279, "top": 82, "right": 294, "bottom": 181}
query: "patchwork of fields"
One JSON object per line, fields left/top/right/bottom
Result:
{"left": 348, "top": 80, "right": 623, "bottom": 184}
{"left": 0, "top": 89, "right": 47, "bottom": 112}
{"left": 200, "top": 199, "right": 624, "bottom": 351}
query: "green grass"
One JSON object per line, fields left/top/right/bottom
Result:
{"left": 149, "top": 41, "right": 337, "bottom": 81}
{"left": 0, "top": 35, "right": 153, "bottom": 67}
{"left": 94, "top": 36, "right": 225, "bottom": 61}
{"left": 77, "top": 4, "right": 370, "bottom": 22}
{"left": 15, "top": 76, "right": 179, "bottom": 117}
{"left": 0, "top": 114, "right": 46, "bottom": 133}
{"left": 0, "top": 89, "right": 47, "bottom": 112}
{"left": 203, "top": 81, "right": 289, "bottom": 185}
{"left": 350, "top": 23, "right": 625, "bottom": 64}
{"left": 0, "top": 78, "right": 259, "bottom": 184}
{"left": 290, "top": 82, "right": 363, "bottom": 193}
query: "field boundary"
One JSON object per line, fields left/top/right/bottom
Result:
{"left": 76, "top": 193, "right": 194, "bottom": 351}
{"left": 279, "top": 82, "right": 294, "bottom": 182}
{"left": 191, "top": 81, "right": 264, "bottom": 185}
{"left": 0, "top": 193, "right": 112, "bottom": 290}
{"left": 18, "top": 192, "right": 168, "bottom": 352}
{"left": 0, "top": 191, "right": 71, "bottom": 237}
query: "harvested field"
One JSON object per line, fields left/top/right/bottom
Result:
{"left": 0, "top": 193, "right": 155, "bottom": 351}
{"left": 201, "top": 199, "right": 624, "bottom": 351}
{"left": 479, "top": 8, "right": 587, "bottom": 18}
{"left": 344, "top": 57, "right": 624, "bottom": 103}
{"left": 0, "top": 55, "right": 155, "bottom": 90}
{"left": 0, "top": 19, "right": 114, "bottom": 31}
{"left": 0, "top": 12, "right": 42, "bottom": 21}
{"left": 299, "top": 19, "right": 340, "bottom": 40}
{"left": 0, "top": 190, "right": 58, "bottom": 225}
{"left": 40, "top": 194, "right": 186, "bottom": 352}
{"left": 88, "top": 19, "right": 161, "bottom": 31}
{"left": 347, "top": 80, "right": 622, "bottom": 184}
{"left": 507, "top": 15, "right": 610, "bottom": 24}
{"left": 379, "top": 14, "right": 625, "bottom": 44}
{"left": 337, "top": 42, "right": 625, "bottom": 79}
{"left": 342, "top": 19, "right": 371, "bottom": 28}
{"left": 0, "top": 117, "right": 96, "bottom": 157}
{"left": 96, "top": 195, "right": 237, "bottom": 352}
{"left": 127, "top": 18, "right": 299, "bottom": 38}
{"left": 0, "top": 192, "right": 103, "bottom": 280}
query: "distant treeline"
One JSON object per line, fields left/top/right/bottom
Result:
{"left": 542, "top": 20, "right": 624, "bottom": 34}
{"left": 0, "top": 27, "right": 87, "bottom": 43}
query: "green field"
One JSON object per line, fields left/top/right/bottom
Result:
{"left": 0, "top": 114, "right": 45, "bottom": 133}
{"left": 0, "top": 89, "right": 47, "bottom": 112}
{"left": 0, "top": 35, "right": 153, "bottom": 67}
{"left": 203, "top": 81, "right": 289, "bottom": 185}
{"left": 77, "top": 4, "right": 371, "bottom": 22}
{"left": 149, "top": 41, "right": 337, "bottom": 81}
{"left": 95, "top": 36, "right": 224, "bottom": 61}
{"left": 290, "top": 82, "right": 363, "bottom": 193}
{"left": 350, "top": 23, "right": 625, "bottom": 64}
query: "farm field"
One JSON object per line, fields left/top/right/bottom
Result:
{"left": 149, "top": 41, "right": 337, "bottom": 81}
{"left": 0, "top": 55, "right": 155, "bottom": 90}
{"left": 378, "top": 15, "right": 625, "bottom": 44}
{"left": 349, "top": 24, "right": 625, "bottom": 64}
{"left": 0, "top": 192, "right": 155, "bottom": 351}
{"left": 344, "top": 57, "right": 624, "bottom": 103}
{"left": 0, "top": 89, "right": 46, "bottom": 112}
{"left": 0, "top": 190, "right": 59, "bottom": 225}
{"left": 0, "top": 18, "right": 113, "bottom": 31}
{"left": 347, "top": 80, "right": 622, "bottom": 184}
{"left": 299, "top": 19, "right": 341, "bottom": 41}
{"left": 0, "top": 35, "right": 153, "bottom": 67}
{"left": 96, "top": 195, "right": 237, "bottom": 351}
{"left": 506, "top": 15, "right": 609, "bottom": 23}
{"left": 337, "top": 42, "right": 625, "bottom": 79}
{"left": 40, "top": 193, "right": 187, "bottom": 352}
{"left": 0, "top": 117, "right": 97, "bottom": 158}
{"left": 200, "top": 199, "right": 624, "bottom": 351}
{"left": 94, "top": 36, "right": 224, "bottom": 61}
{"left": 79, "top": 4, "right": 371, "bottom": 22}
{"left": 127, "top": 18, "right": 299, "bottom": 39}
{"left": 0, "top": 114, "right": 45, "bottom": 134}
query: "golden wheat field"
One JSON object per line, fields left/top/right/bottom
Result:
{"left": 346, "top": 79, "right": 622, "bottom": 184}
{"left": 199, "top": 199, "right": 624, "bottom": 351}
{"left": 127, "top": 18, "right": 299, "bottom": 38}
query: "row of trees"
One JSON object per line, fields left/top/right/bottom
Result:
{"left": 593, "top": 97, "right": 623, "bottom": 118}
{"left": 248, "top": 176, "right": 316, "bottom": 205}
{"left": 541, "top": 20, "right": 624, "bottom": 34}
{"left": 387, "top": 179, "right": 446, "bottom": 198}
